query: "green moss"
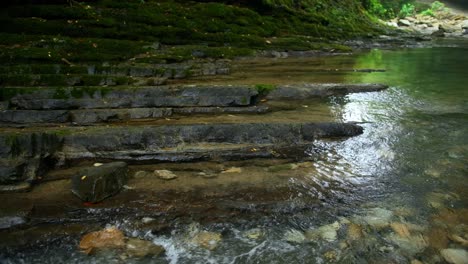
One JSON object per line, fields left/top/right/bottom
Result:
{"left": 53, "top": 87, "right": 69, "bottom": 99}
{"left": 255, "top": 84, "right": 277, "bottom": 95}
{"left": 0, "top": 87, "right": 38, "bottom": 101}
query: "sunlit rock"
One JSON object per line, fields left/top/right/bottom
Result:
{"left": 221, "top": 167, "right": 242, "bottom": 174}
{"left": 358, "top": 208, "right": 394, "bottom": 229}
{"left": 390, "top": 222, "right": 411, "bottom": 238}
{"left": 79, "top": 226, "right": 125, "bottom": 254}
{"left": 126, "top": 238, "right": 165, "bottom": 258}
{"left": 441, "top": 248, "right": 468, "bottom": 264}
{"left": 284, "top": 229, "right": 306, "bottom": 243}
{"left": 154, "top": 170, "right": 177, "bottom": 180}
{"left": 386, "top": 233, "right": 428, "bottom": 255}
{"left": 347, "top": 223, "right": 364, "bottom": 241}
{"left": 243, "top": 228, "right": 264, "bottom": 240}
{"left": 192, "top": 231, "right": 222, "bottom": 250}
{"left": 306, "top": 221, "right": 340, "bottom": 242}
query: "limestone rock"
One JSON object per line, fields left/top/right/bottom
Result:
{"left": 347, "top": 223, "right": 364, "bottom": 241}
{"left": 360, "top": 208, "right": 394, "bottom": 228}
{"left": 284, "top": 229, "right": 306, "bottom": 243}
{"left": 306, "top": 221, "right": 341, "bottom": 242}
{"left": 390, "top": 222, "right": 411, "bottom": 238}
{"left": 126, "top": 238, "right": 165, "bottom": 258}
{"left": 441, "top": 248, "right": 468, "bottom": 264}
{"left": 221, "top": 167, "right": 242, "bottom": 174}
{"left": 243, "top": 228, "right": 264, "bottom": 240}
{"left": 0, "top": 216, "right": 26, "bottom": 229}
{"left": 71, "top": 162, "right": 128, "bottom": 203}
{"left": 192, "top": 231, "right": 222, "bottom": 250}
{"left": 154, "top": 170, "right": 177, "bottom": 180}
{"left": 79, "top": 227, "right": 125, "bottom": 254}
{"left": 398, "top": 19, "right": 412, "bottom": 27}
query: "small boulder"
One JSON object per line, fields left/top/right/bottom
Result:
{"left": 192, "top": 231, "right": 222, "bottom": 250}
{"left": 71, "top": 162, "right": 128, "bottom": 203}
{"left": 441, "top": 248, "right": 468, "bottom": 264}
{"left": 284, "top": 229, "right": 306, "bottom": 243}
{"left": 126, "top": 238, "right": 165, "bottom": 258}
{"left": 79, "top": 226, "right": 125, "bottom": 254}
{"left": 398, "top": 19, "right": 412, "bottom": 27}
{"left": 154, "top": 170, "right": 177, "bottom": 180}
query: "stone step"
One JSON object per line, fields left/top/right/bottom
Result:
{"left": 0, "top": 106, "right": 270, "bottom": 126}
{"left": 2, "top": 83, "right": 387, "bottom": 110}
{"left": 0, "top": 61, "right": 230, "bottom": 78}
{"left": 0, "top": 122, "right": 363, "bottom": 187}
{"left": 59, "top": 122, "right": 363, "bottom": 162}
{"left": 4, "top": 85, "right": 258, "bottom": 110}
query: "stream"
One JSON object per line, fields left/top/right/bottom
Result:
{"left": 1, "top": 40, "right": 467, "bottom": 263}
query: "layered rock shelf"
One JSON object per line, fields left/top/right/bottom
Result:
{"left": 0, "top": 81, "right": 387, "bottom": 193}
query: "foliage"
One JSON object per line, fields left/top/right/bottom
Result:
{"left": 431, "top": 1, "right": 445, "bottom": 12}
{"left": 419, "top": 1, "right": 447, "bottom": 17}
{"left": 420, "top": 9, "right": 435, "bottom": 17}
{"left": 398, "top": 3, "right": 415, "bottom": 18}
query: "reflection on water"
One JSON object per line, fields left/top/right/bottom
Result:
{"left": 2, "top": 44, "right": 468, "bottom": 263}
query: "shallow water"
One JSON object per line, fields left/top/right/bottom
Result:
{"left": 2, "top": 42, "right": 468, "bottom": 263}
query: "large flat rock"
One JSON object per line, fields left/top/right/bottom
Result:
{"left": 7, "top": 85, "right": 258, "bottom": 110}
{"left": 266, "top": 83, "right": 388, "bottom": 99}
{"left": 60, "top": 122, "right": 363, "bottom": 162}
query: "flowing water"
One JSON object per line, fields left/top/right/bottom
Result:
{"left": 1, "top": 41, "right": 468, "bottom": 263}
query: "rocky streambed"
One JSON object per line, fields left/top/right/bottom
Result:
{"left": 1, "top": 44, "right": 468, "bottom": 263}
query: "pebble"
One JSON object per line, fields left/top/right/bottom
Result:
{"left": 243, "top": 228, "right": 264, "bottom": 240}
{"left": 154, "top": 170, "right": 178, "bottom": 180}
{"left": 221, "top": 167, "right": 242, "bottom": 174}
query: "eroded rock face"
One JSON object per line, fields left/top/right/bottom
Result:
{"left": 71, "top": 162, "right": 128, "bottom": 203}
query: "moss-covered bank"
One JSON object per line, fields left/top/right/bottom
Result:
{"left": 0, "top": 0, "right": 385, "bottom": 64}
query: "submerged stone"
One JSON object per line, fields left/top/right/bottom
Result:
{"left": 441, "top": 248, "right": 468, "bottom": 264}
{"left": 126, "top": 238, "right": 165, "bottom": 258}
{"left": 0, "top": 216, "right": 26, "bottom": 229}
{"left": 192, "top": 231, "right": 222, "bottom": 250}
{"left": 284, "top": 229, "right": 306, "bottom": 243}
{"left": 154, "top": 170, "right": 177, "bottom": 180}
{"left": 71, "top": 162, "right": 128, "bottom": 203}
{"left": 79, "top": 226, "right": 125, "bottom": 255}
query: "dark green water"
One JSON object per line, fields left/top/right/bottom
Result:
{"left": 2, "top": 43, "right": 468, "bottom": 264}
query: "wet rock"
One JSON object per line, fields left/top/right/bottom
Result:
{"left": 387, "top": 234, "right": 428, "bottom": 255}
{"left": 141, "top": 217, "right": 155, "bottom": 224}
{"left": 441, "top": 248, "right": 468, "bottom": 264}
{"left": 0, "top": 182, "right": 32, "bottom": 193}
{"left": 126, "top": 238, "right": 165, "bottom": 258}
{"left": 398, "top": 19, "right": 412, "bottom": 27}
{"left": 10, "top": 85, "right": 258, "bottom": 110}
{"left": 359, "top": 208, "right": 394, "bottom": 228}
{"left": 243, "top": 228, "right": 264, "bottom": 240}
{"left": 427, "top": 227, "right": 449, "bottom": 249}
{"left": 192, "top": 231, "right": 222, "bottom": 250}
{"left": 71, "top": 162, "right": 128, "bottom": 203}
{"left": 266, "top": 83, "right": 388, "bottom": 100}
{"left": 134, "top": 171, "right": 149, "bottom": 178}
{"left": 347, "top": 223, "right": 364, "bottom": 241}
{"left": 0, "top": 110, "right": 69, "bottom": 124}
{"left": 284, "top": 229, "right": 306, "bottom": 243}
{"left": 60, "top": 122, "right": 364, "bottom": 162}
{"left": 0, "top": 216, "right": 26, "bottom": 229}
{"left": 390, "top": 222, "right": 411, "bottom": 238}
{"left": 154, "top": 170, "right": 177, "bottom": 180}
{"left": 324, "top": 250, "right": 338, "bottom": 262}
{"left": 306, "top": 221, "right": 341, "bottom": 242}
{"left": 79, "top": 226, "right": 125, "bottom": 254}
{"left": 411, "top": 260, "right": 424, "bottom": 264}
{"left": 267, "top": 163, "right": 299, "bottom": 172}
{"left": 221, "top": 167, "right": 242, "bottom": 174}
